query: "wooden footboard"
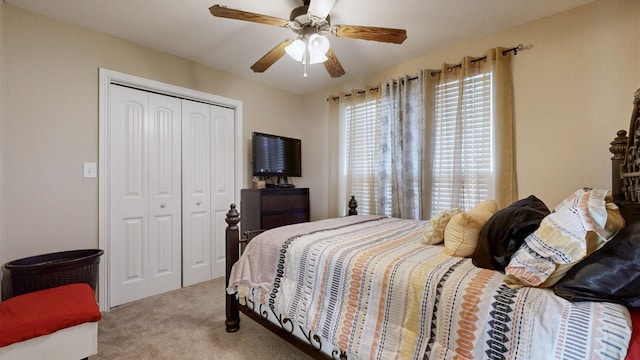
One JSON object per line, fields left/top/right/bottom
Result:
{"left": 224, "top": 196, "right": 358, "bottom": 351}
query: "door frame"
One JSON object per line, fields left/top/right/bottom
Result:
{"left": 98, "top": 68, "right": 243, "bottom": 311}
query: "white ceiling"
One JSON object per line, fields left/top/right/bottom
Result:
{"left": 6, "top": 0, "right": 593, "bottom": 95}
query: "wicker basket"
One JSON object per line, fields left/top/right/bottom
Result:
{"left": 4, "top": 249, "right": 104, "bottom": 298}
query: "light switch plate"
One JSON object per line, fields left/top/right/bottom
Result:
{"left": 83, "top": 162, "right": 97, "bottom": 178}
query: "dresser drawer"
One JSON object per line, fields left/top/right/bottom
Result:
{"left": 240, "top": 188, "right": 310, "bottom": 233}
{"left": 261, "top": 211, "right": 309, "bottom": 229}
{"left": 261, "top": 192, "right": 309, "bottom": 213}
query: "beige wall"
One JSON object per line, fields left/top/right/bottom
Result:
{"left": 2, "top": 0, "right": 640, "bottom": 264}
{"left": 1, "top": 4, "right": 303, "bottom": 262}
{"left": 0, "top": 1, "right": 7, "bottom": 272}
{"left": 303, "top": 0, "right": 640, "bottom": 218}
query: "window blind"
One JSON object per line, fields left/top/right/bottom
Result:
{"left": 344, "top": 99, "right": 381, "bottom": 215}
{"left": 431, "top": 72, "right": 494, "bottom": 215}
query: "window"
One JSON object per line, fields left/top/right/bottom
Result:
{"left": 431, "top": 72, "right": 494, "bottom": 216}
{"left": 342, "top": 98, "right": 381, "bottom": 215}
{"left": 341, "top": 71, "right": 497, "bottom": 218}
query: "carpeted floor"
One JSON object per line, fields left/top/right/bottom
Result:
{"left": 91, "top": 277, "right": 312, "bottom": 359}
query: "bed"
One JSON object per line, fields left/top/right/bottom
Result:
{"left": 224, "top": 89, "right": 640, "bottom": 359}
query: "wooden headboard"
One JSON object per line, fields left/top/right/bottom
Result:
{"left": 610, "top": 88, "right": 640, "bottom": 201}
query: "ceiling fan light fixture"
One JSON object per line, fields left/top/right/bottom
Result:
{"left": 308, "top": 34, "right": 330, "bottom": 56}
{"left": 307, "top": 33, "right": 329, "bottom": 64}
{"left": 285, "top": 38, "right": 306, "bottom": 62}
{"left": 286, "top": 34, "right": 329, "bottom": 65}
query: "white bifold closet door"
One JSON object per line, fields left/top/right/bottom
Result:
{"left": 109, "top": 85, "right": 234, "bottom": 306}
{"left": 109, "top": 85, "right": 182, "bottom": 306}
{"left": 181, "top": 100, "right": 234, "bottom": 286}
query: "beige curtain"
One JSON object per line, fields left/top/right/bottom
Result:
{"left": 425, "top": 47, "right": 516, "bottom": 210}
{"left": 332, "top": 88, "right": 381, "bottom": 215}
{"left": 328, "top": 96, "right": 341, "bottom": 217}
{"left": 492, "top": 48, "right": 517, "bottom": 207}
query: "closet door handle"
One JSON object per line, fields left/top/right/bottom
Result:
{"left": 196, "top": 201, "right": 202, "bottom": 206}
{"left": 160, "top": 204, "right": 166, "bottom": 208}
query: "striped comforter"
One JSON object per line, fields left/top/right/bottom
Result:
{"left": 227, "top": 215, "right": 632, "bottom": 360}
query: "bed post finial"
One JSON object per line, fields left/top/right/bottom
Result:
{"left": 348, "top": 195, "right": 358, "bottom": 216}
{"left": 225, "top": 203, "right": 240, "bottom": 227}
{"left": 225, "top": 203, "right": 241, "bottom": 332}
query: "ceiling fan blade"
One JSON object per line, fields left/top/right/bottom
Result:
{"left": 209, "top": 5, "right": 289, "bottom": 27}
{"left": 250, "top": 39, "right": 293, "bottom": 73}
{"left": 307, "top": 0, "right": 337, "bottom": 19}
{"left": 331, "top": 25, "right": 407, "bottom": 44}
{"left": 323, "top": 48, "right": 345, "bottom": 78}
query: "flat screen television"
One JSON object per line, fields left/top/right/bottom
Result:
{"left": 252, "top": 132, "right": 302, "bottom": 178}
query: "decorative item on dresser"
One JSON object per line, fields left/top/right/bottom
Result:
{"left": 223, "top": 88, "right": 640, "bottom": 359}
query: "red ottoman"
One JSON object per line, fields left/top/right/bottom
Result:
{"left": 0, "top": 283, "right": 101, "bottom": 360}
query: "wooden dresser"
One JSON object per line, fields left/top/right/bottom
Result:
{"left": 240, "top": 188, "right": 310, "bottom": 234}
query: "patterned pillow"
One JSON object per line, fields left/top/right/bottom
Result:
{"left": 444, "top": 200, "right": 498, "bottom": 257}
{"left": 422, "top": 208, "right": 461, "bottom": 245}
{"left": 504, "top": 188, "right": 624, "bottom": 288}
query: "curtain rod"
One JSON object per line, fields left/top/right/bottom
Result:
{"left": 327, "top": 44, "right": 524, "bottom": 102}
{"left": 427, "top": 43, "right": 525, "bottom": 76}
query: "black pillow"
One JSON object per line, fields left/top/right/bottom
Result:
{"left": 472, "top": 195, "right": 550, "bottom": 272}
{"left": 553, "top": 201, "right": 640, "bottom": 308}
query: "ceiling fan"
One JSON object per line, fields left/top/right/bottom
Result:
{"left": 209, "top": 0, "right": 407, "bottom": 78}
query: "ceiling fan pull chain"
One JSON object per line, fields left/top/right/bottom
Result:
{"left": 303, "top": 50, "right": 308, "bottom": 78}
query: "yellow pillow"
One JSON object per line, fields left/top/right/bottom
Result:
{"left": 444, "top": 200, "right": 498, "bottom": 257}
{"left": 422, "top": 208, "right": 461, "bottom": 245}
